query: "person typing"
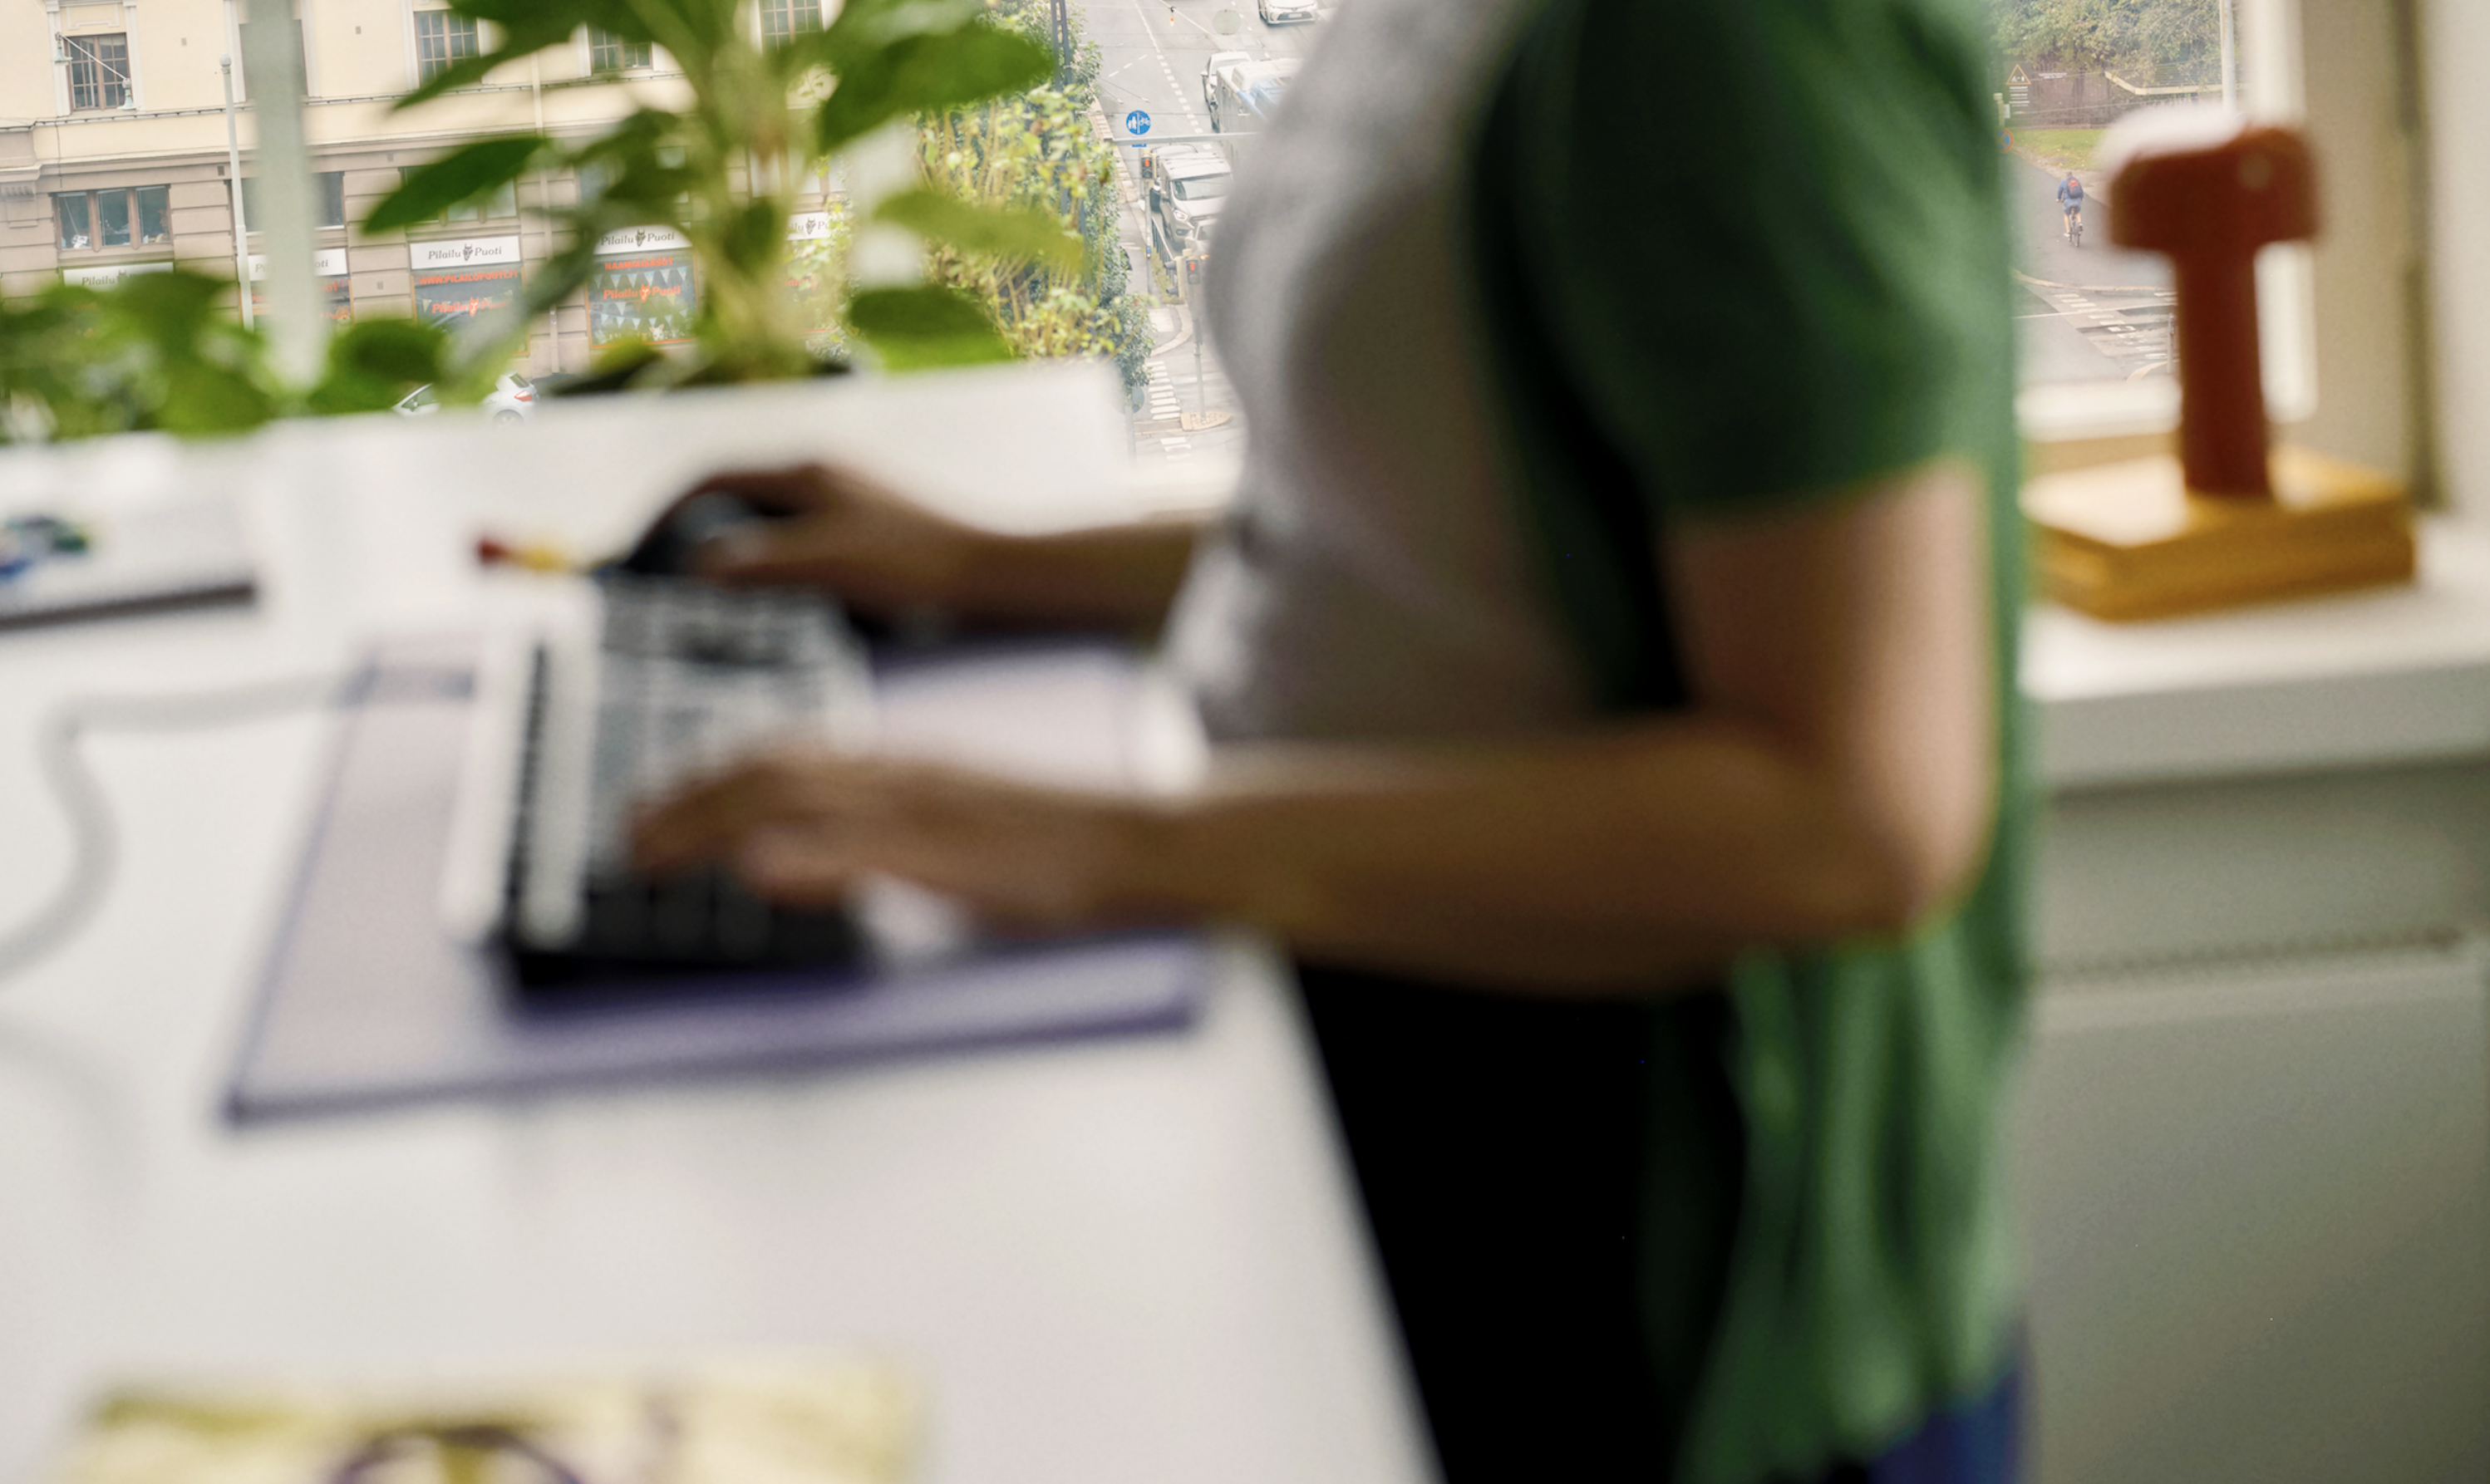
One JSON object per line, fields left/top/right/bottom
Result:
{"left": 632, "top": 2, "right": 2031, "bottom": 1480}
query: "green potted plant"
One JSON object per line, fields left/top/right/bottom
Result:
{"left": 367, "top": 0, "right": 1088, "bottom": 386}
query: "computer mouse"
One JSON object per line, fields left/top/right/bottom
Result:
{"left": 612, "top": 491, "right": 788, "bottom": 577}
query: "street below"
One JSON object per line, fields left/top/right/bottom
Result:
{"left": 2012, "top": 154, "right": 2178, "bottom": 386}
{"left": 1080, "top": 0, "right": 1322, "bottom": 465}
{"left": 1079, "top": 17, "right": 2175, "bottom": 459}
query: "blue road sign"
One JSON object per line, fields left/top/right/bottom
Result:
{"left": 1126, "top": 109, "right": 1152, "bottom": 136}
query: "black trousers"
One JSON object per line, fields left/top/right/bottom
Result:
{"left": 1294, "top": 963, "right": 1745, "bottom": 1483}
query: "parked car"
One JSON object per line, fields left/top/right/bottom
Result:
{"left": 1141, "top": 143, "right": 1233, "bottom": 271}
{"left": 1207, "top": 56, "right": 1301, "bottom": 133}
{"left": 393, "top": 371, "right": 539, "bottom": 425}
{"left": 1257, "top": 0, "right": 1320, "bottom": 22}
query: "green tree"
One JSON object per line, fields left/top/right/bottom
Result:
{"left": 913, "top": 0, "right": 1152, "bottom": 402}
{"left": 1990, "top": 0, "right": 2225, "bottom": 82}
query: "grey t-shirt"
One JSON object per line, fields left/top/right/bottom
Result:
{"left": 1164, "top": 0, "right": 1594, "bottom": 744}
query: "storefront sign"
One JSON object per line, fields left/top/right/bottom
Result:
{"left": 595, "top": 225, "right": 691, "bottom": 255}
{"left": 252, "top": 270, "right": 353, "bottom": 326}
{"left": 63, "top": 261, "right": 175, "bottom": 290}
{"left": 249, "top": 248, "right": 350, "bottom": 280}
{"left": 412, "top": 262, "right": 520, "bottom": 330}
{"left": 788, "top": 210, "right": 833, "bottom": 242}
{"left": 590, "top": 247, "right": 697, "bottom": 346}
{"left": 407, "top": 235, "right": 522, "bottom": 270}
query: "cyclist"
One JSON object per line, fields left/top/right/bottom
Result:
{"left": 2058, "top": 170, "right": 2086, "bottom": 241}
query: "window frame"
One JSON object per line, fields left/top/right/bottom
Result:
{"left": 589, "top": 27, "right": 653, "bottom": 73}
{"left": 64, "top": 33, "right": 132, "bottom": 112}
{"left": 396, "top": 166, "right": 516, "bottom": 228}
{"left": 54, "top": 186, "right": 172, "bottom": 253}
{"left": 2015, "top": 0, "right": 2317, "bottom": 454}
{"left": 241, "top": 172, "right": 349, "bottom": 233}
{"left": 759, "top": 0, "right": 822, "bottom": 47}
{"left": 412, "top": 10, "right": 482, "bottom": 86}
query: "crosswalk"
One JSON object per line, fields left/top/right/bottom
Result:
{"left": 2028, "top": 278, "right": 2179, "bottom": 380}
{"left": 1134, "top": 351, "right": 1243, "bottom": 465}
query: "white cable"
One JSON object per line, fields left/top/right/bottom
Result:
{"left": 0, "top": 673, "right": 353, "bottom": 986}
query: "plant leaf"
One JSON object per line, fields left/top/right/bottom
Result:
{"left": 391, "top": 2, "right": 617, "bottom": 109}
{"left": 812, "top": 0, "right": 984, "bottom": 65}
{"left": 845, "top": 284, "right": 1015, "bottom": 370}
{"left": 456, "top": 0, "right": 649, "bottom": 41}
{"left": 874, "top": 189, "right": 1083, "bottom": 277}
{"left": 104, "top": 268, "right": 228, "bottom": 329}
{"left": 721, "top": 199, "right": 785, "bottom": 274}
{"left": 326, "top": 317, "right": 446, "bottom": 385}
{"left": 817, "top": 26, "right": 1055, "bottom": 155}
{"left": 156, "top": 360, "right": 279, "bottom": 435}
{"left": 518, "top": 240, "right": 602, "bottom": 326}
{"left": 364, "top": 135, "right": 550, "bottom": 232}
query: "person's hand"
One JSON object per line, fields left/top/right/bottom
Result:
{"left": 673, "top": 462, "right": 994, "bottom": 615}
{"left": 630, "top": 748, "right": 1167, "bottom": 934}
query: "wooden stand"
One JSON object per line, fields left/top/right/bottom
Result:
{"left": 2024, "top": 445, "right": 2414, "bottom": 622}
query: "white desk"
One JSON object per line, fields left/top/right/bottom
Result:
{"left": 0, "top": 366, "right": 1434, "bottom": 1484}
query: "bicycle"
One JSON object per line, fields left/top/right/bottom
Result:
{"left": 2064, "top": 204, "right": 2084, "bottom": 248}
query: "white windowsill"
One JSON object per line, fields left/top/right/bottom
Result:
{"left": 2029, "top": 517, "right": 2490, "bottom": 789}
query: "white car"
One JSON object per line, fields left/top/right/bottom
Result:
{"left": 1257, "top": 0, "right": 1320, "bottom": 21}
{"left": 393, "top": 371, "right": 539, "bottom": 425}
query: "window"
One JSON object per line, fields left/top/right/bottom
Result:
{"left": 590, "top": 27, "right": 652, "bottom": 72}
{"left": 447, "top": 180, "right": 517, "bottom": 223}
{"left": 1997, "top": 0, "right": 2315, "bottom": 442}
{"left": 96, "top": 189, "right": 130, "bottom": 247}
{"left": 397, "top": 166, "right": 514, "bottom": 224}
{"left": 760, "top": 0, "right": 820, "bottom": 47}
{"left": 65, "top": 33, "right": 132, "bottom": 111}
{"left": 240, "top": 172, "right": 347, "bottom": 231}
{"left": 55, "top": 187, "right": 170, "bottom": 251}
{"left": 414, "top": 11, "right": 480, "bottom": 85}
{"left": 237, "top": 20, "right": 308, "bottom": 99}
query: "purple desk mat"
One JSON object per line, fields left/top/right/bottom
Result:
{"left": 224, "top": 634, "right": 1210, "bottom": 1125}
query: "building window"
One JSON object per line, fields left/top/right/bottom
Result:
{"left": 240, "top": 172, "right": 347, "bottom": 231}
{"left": 398, "top": 167, "right": 514, "bottom": 224}
{"left": 590, "top": 27, "right": 652, "bottom": 72}
{"left": 414, "top": 11, "right": 480, "bottom": 84}
{"left": 760, "top": 0, "right": 820, "bottom": 46}
{"left": 65, "top": 33, "right": 132, "bottom": 111}
{"left": 448, "top": 179, "right": 517, "bottom": 222}
{"left": 56, "top": 187, "right": 170, "bottom": 251}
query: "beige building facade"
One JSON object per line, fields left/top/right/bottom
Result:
{"left": 0, "top": 0, "right": 834, "bottom": 370}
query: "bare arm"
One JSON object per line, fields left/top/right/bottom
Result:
{"left": 676, "top": 463, "right": 1205, "bottom": 628}
{"left": 634, "top": 459, "right": 1999, "bottom": 996}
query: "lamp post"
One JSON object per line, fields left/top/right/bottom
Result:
{"left": 221, "top": 55, "right": 253, "bottom": 329}
{"left": 240, "top": 0, "right": 322, "bottom": 382}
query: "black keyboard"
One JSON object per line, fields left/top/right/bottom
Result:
{"left": 497, "top": 575, "right": 875, "bottom": 1003}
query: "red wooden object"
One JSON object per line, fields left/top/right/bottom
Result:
{"left": 2111, "top": 125, "right": 2317, "bottom": 498}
